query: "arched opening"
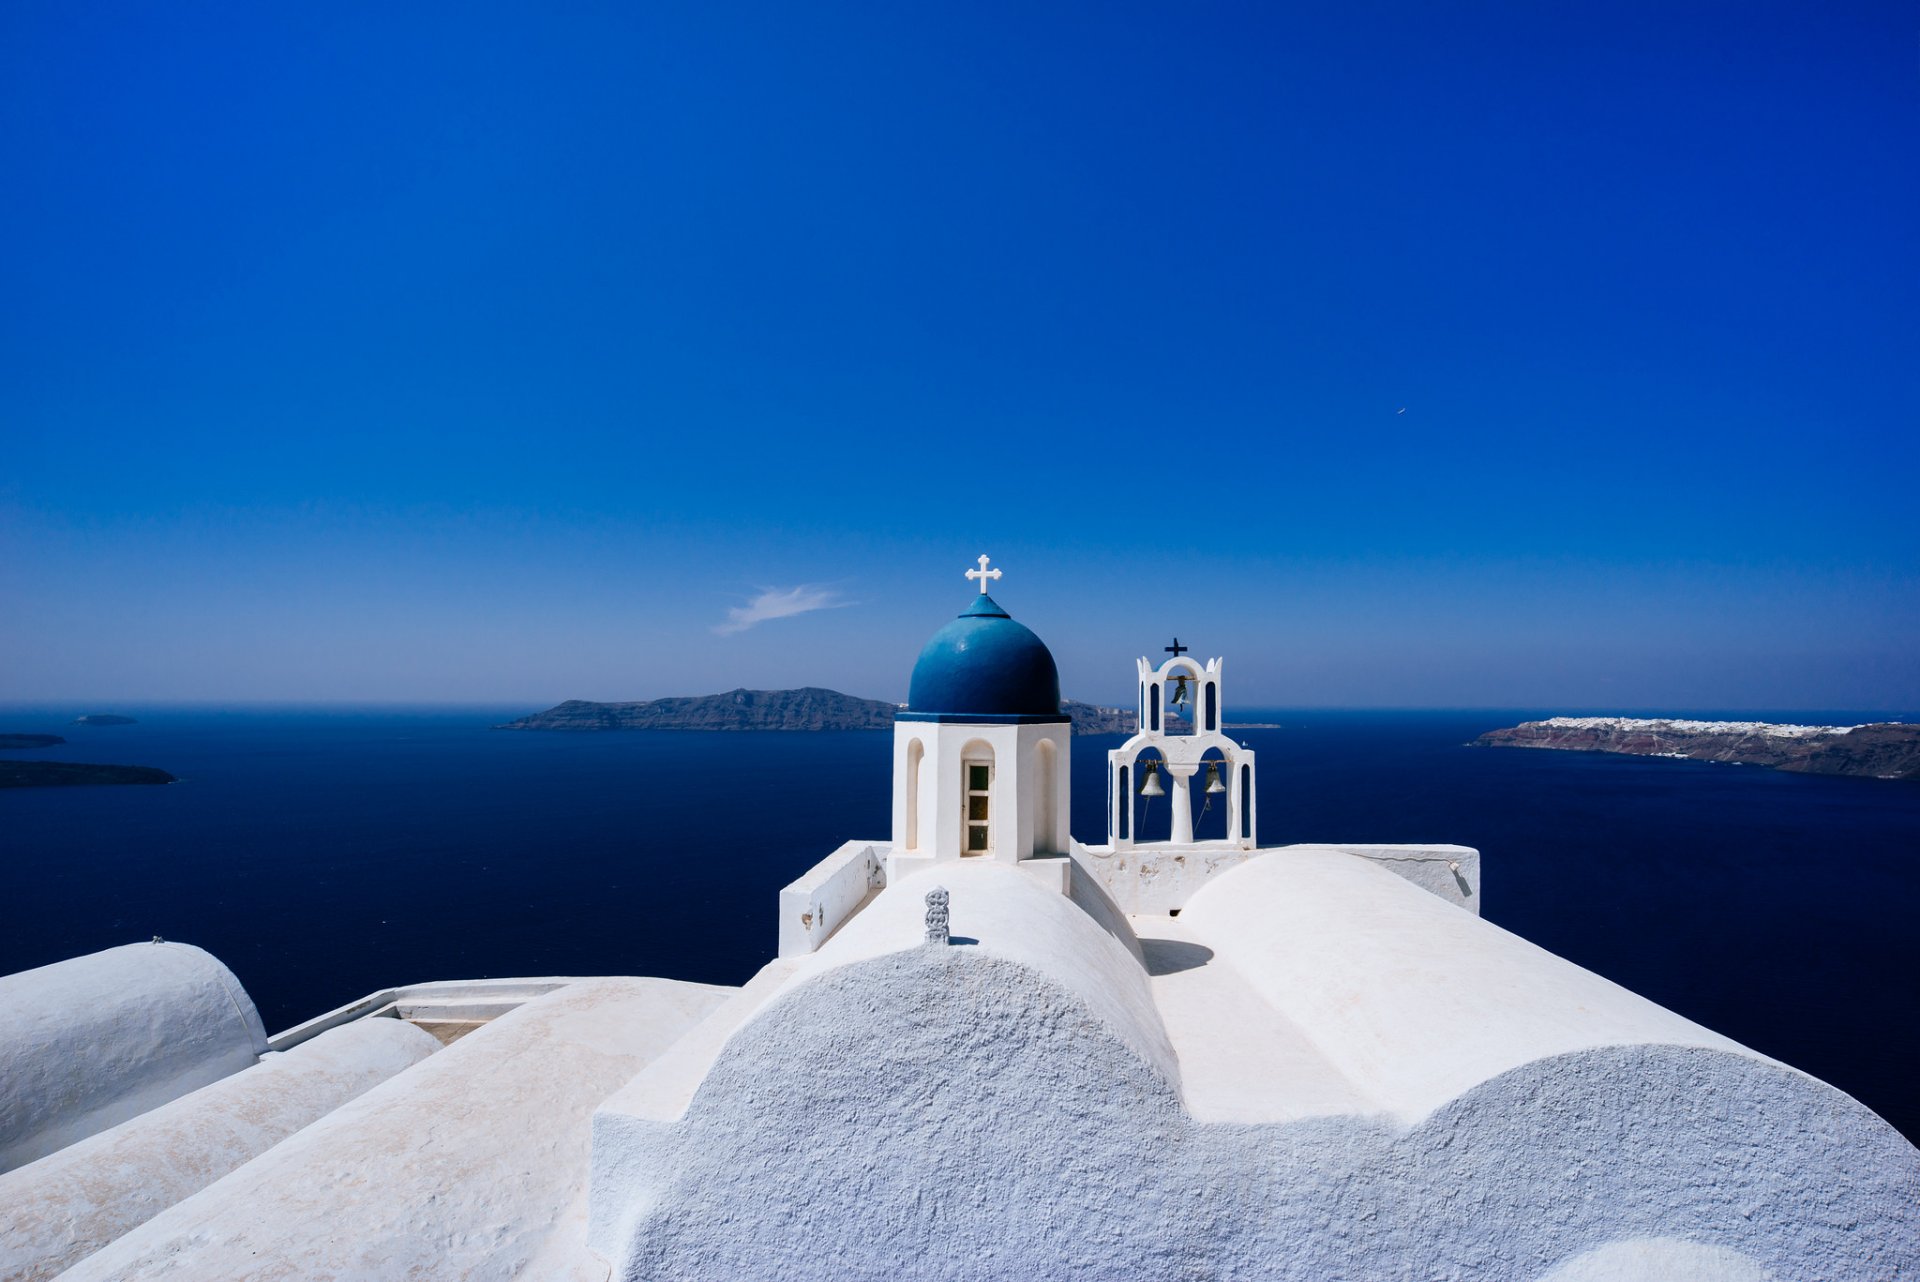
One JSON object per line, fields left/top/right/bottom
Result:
{"left": 1116, "top": 764, "right": 1130, "bottom": 840}
{"left": 1149, "top": 684, "right": 1161, "bottom": 732}
{"left": 1165, "top": 662, "right": 1202, "bottom": 735}
{"left": 1131, "top": 747, "right": 1170, "bottom": 844}
{"left": 904, "top": 738, "right": 924, "bottom": 851}
{"left": 1240, "top": 763, "right": 1253, "bottom": 842}
{"left": 1205, "top": 682, "right": 1217, "bottom": 732}
{"left": 961, "top": 741, "right": 995, "bottom": 856}
{"left": 1193, "top": 746, "right": 1230, "bottom": 841}
{"left": 1034, "top": 739, "right": 1058, "bottom": 854}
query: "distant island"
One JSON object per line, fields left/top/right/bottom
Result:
{"left": 1474, "top": 717, "right": 1920, "bottom": 781}
{"left": 498, "top": 688, "right": 897, "bottom": 732}
{"left": 494, "top": 688, "right": 1275, "bottom": 736}
{"left": 72, "top": 714, "right": 137, "bottom": 726}
{"left": 0, "top": 761, "right": 177, "bottom": 789}
{"left": 0, "top": 734, "right": 66, "bottom": 750}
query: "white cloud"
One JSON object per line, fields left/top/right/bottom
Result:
{"left": 713, "top": 584, "right": 851, "bottom": 636}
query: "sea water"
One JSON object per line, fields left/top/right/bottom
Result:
{"left": 2, "top": 706, "right": 1916, "bottom": 1140}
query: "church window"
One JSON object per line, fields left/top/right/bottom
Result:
{"left": 1150, "top": 685, "right": 1161, "bottom": 732}
{"left": 965, "top": 761, "right": 992, "bottom": 853}
{"left": 1205, "top": 683, "right": 1217, "bottom": 732}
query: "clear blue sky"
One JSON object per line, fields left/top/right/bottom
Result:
{"left": 2, "top": 3, "right": 1915, "bottom": 710}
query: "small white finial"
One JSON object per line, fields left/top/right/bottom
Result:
{"left": 964, "top": 554, "right": 1002, "bottom": 595}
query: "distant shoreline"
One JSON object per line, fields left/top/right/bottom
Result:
{"left": 1474, "top": 717, "right": 1920, "bottom": 781}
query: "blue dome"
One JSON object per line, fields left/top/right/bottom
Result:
{"left": 902, "top": 594, "right": 1067, "bottom": 723}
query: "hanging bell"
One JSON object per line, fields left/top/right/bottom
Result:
{"left": 1205, "top": 761, "right": 1227, "bottom": 794}
{"left": 1169, "top": 675, "right": 1191, "bottom": 707}
{"left": 1138, "top": 766, "right": 1166, "bottom": 797}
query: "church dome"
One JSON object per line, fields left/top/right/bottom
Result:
{"left": 904, "top": 594, "right": 1065, "bottom": 722}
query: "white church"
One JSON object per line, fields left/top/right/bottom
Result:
{"left": 2, "top": 560, "right": 1915, "bottom": 1281}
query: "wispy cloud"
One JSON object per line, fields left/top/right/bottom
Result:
{"left": 714, "top": 584, "right": 851, "bottom": 636}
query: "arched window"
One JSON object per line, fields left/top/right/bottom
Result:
{"left": 1117, "top": 765, "right": 1130, "bottom": 840}
{"left": 904, "top": 738, "right": 924, "bottom": 851}
{"left": 1150, "top": 684, "right": 1160, "bottom": 732}
{"left": 1133, "top": 749, "right": 1168, "bottom": 844}
{"left": 1205, "top": 683, "right": 1217, "bottom": 732}
{"left": 1196, "top": 747, "right": 1229, "bottom": 841}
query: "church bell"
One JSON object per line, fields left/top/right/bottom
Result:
{"left": 1138, "top": 765, "right": 1166, "bottom": 797}
{"left": 1205, "top": 761, "right": 1227, "bottom": 794}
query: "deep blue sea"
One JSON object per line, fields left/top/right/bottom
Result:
{"left": 3, "top": 707, "right": 1917, "bottom": 1142}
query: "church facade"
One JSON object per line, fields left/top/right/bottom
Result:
{"left": 2, "top": 559, "right": 1915, "bottom": 1281}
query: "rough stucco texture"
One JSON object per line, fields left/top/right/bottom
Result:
{"left": 601, "top": 949, "right": 1920, "bottom": 1282}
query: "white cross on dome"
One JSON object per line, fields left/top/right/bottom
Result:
{"left": 964, "top": 554, "right": 1003, "bottom": 594}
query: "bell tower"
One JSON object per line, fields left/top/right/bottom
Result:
{"left": 1106, "top": 640, "right": 1256, "bottom": 852}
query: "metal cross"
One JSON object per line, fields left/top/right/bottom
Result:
{"left": 965, "top": 554, "right": 1003, "bottom": 594}
{"left": 1165, "top": 637, "right": 1188, "bottom": 657}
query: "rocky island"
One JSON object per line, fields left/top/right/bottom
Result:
{"left": 0, "top": 734, "right": 66, "bottom": 750}
{"left": 498, "top": 688, "right": 898, "bottom": 732}
{"left": 497, "top": 688, "right": 1154, "bottom": 735}
{"left": 0, "top": 761, "right": 177, "bottom": 789}
{"left": 1474, "top": 716, "right": 1920, "bottom": 781}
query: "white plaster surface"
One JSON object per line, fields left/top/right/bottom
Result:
{"left": 796, "top": 860, "right": 1176, "bottom": 1082}
{"left": 595, "top": 959, "right": 804, "bottom": 1126}
{"left": 776, "top": 839, "right": 885, "bottom": 957}
{"left": 1316, "top": 841, "right": 1480, "bottom": 913}
{"left": 1071, "top": 839, "right": 1257, "bottom": 914}
{"left": 595, "top": 862, "right": 1173, "bottom": 1139}
{"left": 266, "top": 976, "right": 583, "bottom": 1051}
{"left": 1178, "top": 846, "right": 1749, "bottom": 1123}
{"left": 1134, "top": 915, "right": 1370, "bottom": 1123}
{"left": 54, "top": 977, "right": 733, "bottom": 1282}
{"left": 1071, "top": 840, "right": 1479, "bottom": 916}
{"left": 1534, "top": 1237, "right": 1775, "bottom": 1282}
{"left": 0, "top": 1016, "right": 439, "bottom": 1282}
{"left": 0, "top": 942, "right": 268, "bottom": 1173}
{"left": 588, "top": 848, "right": 1918, "bottom": 1280}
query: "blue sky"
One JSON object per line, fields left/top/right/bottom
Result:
{"left": 2, "top": 3, "right": 1915, "bottom": 709}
